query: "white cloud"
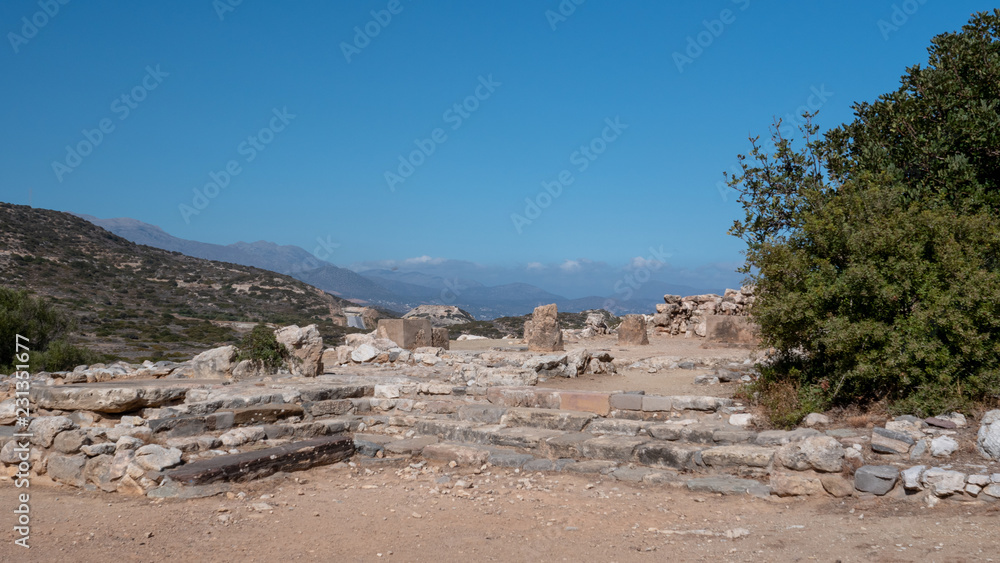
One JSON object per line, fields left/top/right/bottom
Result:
{"left": 525, "top": 262, "right": 544, "bottom": 271}
{"left": 403, "top": 255, "right": 447, "bottom": 265}
{"left": 628, "top": 256, "right": 666, "bottom": 271}
{"left": 559, "top": 259, "right": 582, "bottom": 273}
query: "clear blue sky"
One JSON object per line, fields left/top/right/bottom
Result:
{"left": 1, "top": 0, "right": 994, "bottom": 293}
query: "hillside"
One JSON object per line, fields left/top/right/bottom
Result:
{"left": 77, "top": 215, "right": 404, "bottom": 310}
{"left": 1, "top": 203, "right": 357, "bottom": 361}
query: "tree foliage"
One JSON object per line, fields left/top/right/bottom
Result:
{"left": 0, "top": 287, "right": 71, "bottom": 369}
{"left": 730, "top": 11, "right": 1000, "bottom": 421}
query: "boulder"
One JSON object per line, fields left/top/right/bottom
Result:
{"left": 527, "top": 304, "right": 563, "bottom": 352}
{"left": 871, "top": 427, "right": 914, "bottom": 455}
{"left": 854, "top": 465, "right": 899, "bottom": 495}
{"left": 803, "top": 413, "right": 830, "bottom": 427}
{"left": 134, "top": 444, "right": 184, "bottom": 471}
{"left": 274, "top": 324, "right": 323, "bottom": 377}
{"left": 820, "top": 474, "right": 855, "bottom": 498}
{"left": 617, "top": 315, "right": 649, "bottom": 345}
{"left": 976, "top": 409, "right": 1000, "bottom": 460}
{"left": 584, "top": 312, "right": 609, "bottom": 334}
{"left": 28, "top": 416, "right": 75, "bottom": 448}
{"left": 350, "top": 344, "right": 379, "bottom": 363}
{"left": 921, "top": 467, "right": 966, "bottom": 497}
{"left": 930, "top": 435, "right": 959, "bottom": 458}
{"left": 565, "top": 349, "right": 590, "bottom": 377}
{"left": 770, "top": 473, "right": 824, "bottom": 496}
{"left": 775, "top": 435, "right": 844, "bottom": 472}
{"left": 190, "top": 345, "right": 236, "bottom": 378}
{"left": 84, "top": 454, "right": 117, "bottom": 492}
{"left": 52, "top": 429, "right": 90, "bottom": 454}
{"left": 47, "top": 453, "right": 86, "bottom": 487}
{"left": 231, "top": 359, "right": 271, "bottom": 381}
{"left": 0, "top": 399, "right": 17, "bottom": 425}
{"left": 901, "top": 465, "right": 925, "bottom": 490}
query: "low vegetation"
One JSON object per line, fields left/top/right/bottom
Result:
{"left": 0, "top": 288, "right": 109, "bottom": 372}
{"left": 233, "top": 324, "right": 289, "bottom": 370}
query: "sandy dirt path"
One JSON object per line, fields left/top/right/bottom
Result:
{"left": 4, "top": 462, "right": 998, "bottom": 562}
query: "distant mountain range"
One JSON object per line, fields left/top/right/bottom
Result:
{"left": 78, "top": 215, "right": 711, "bottom": 318}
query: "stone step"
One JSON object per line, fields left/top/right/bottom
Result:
{"left": 148, "top": 404, "right": 307, "bottom": 438}
{"left": 485, "top": 387, "right": 735, "bottom": 417}
{"left": 402, "top": 418, "right": 793, "bottom": 476}
{"left": 165, "top": 434, "right": 354, "bottom": 485}
{"left": 499, "top": 407, "right": 596, "bottom": 432}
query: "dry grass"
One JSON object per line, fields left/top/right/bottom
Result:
{"left": 830, "top": 402, "right": 889, "bottom": 428}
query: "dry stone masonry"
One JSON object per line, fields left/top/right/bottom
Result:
{"left": 3, "top": 321, "right": 999, "bottom": 508}
{"left": 652, "top": 287, "right": 755, "bottom": 339}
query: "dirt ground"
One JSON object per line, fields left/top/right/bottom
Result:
{"left": 4, "top": 462, "right": 999, "bottom": 562}
{"left": 452, "top": 333, "right": 756, "bottom": 397}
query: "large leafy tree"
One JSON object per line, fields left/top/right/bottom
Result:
{"left": 730, "top": 10, "right": 1000, "bottom": 420}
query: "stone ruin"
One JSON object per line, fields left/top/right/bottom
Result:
{"left": 3, "top": 319, "right": 1000, "bottom": 507}
{"left": 617, "top": 315, "right": 649, "bottom": 346}
{"left": 524, "top": 304, "right": 563, "bottom": 352}
{"left": 651, "top": 287, "right": 756, "bottom": 342}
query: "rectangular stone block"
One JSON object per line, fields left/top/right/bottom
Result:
{"left": 704, "top": 315, "right": 758, "bottom": 344}
{"left": 501, "top": 407, "right": 595, "bottom": 432}
{"left": 168, "top": 435, "right": 354, "bottom": 485}
{"left": 306, "top": 399, "right": 354, "bottom": 417}
{"left": 579, "top": 435, "right": 649, "bottom": 461}
{"left": 634, "top": 442, "right": 702, "bottom": 470}
{"left": 544, "top": 432, "right": 591, "bottom": 458}
{"left": 609, "top": 393, "right": 643, "bottom": 411}
{"left": 559, "top": 391, "right": 611, "bottom": 416}
{"left": 491, "top": 427, "right": 563, "bottom": 449}
{"left": 376, "top": 319, "right": 432, "bottom": 350}
{"left": 458, "top": 404, "right": 508, "bottom": 424}
{"left": 641, "top": 395, "right": 673, "bottom": 412}
{"left": 486, "top": 387, "right": 560, "bottom": 409}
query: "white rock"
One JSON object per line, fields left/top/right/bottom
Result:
{"left": 374, "top": 385, "right": 401, "bottom": 399}
{"left": 728, "top": 414, "right": 753, "bottom": 428}
{"left": 134, "top": 444, "right": 183, "bottom": 471}
{"left": 190, "top": 345, "right": 236, "bottom": 378}
{"left": 938, "top": 412, "right": 967, "bottom": 428}
{"left": 351, "top": 344, "right": 379, "bottom": 363}
{"left": 803, "top": 413, "right": 830, "bottom": 427}
{"left": 219, "top": 427, "right": 265, "bottom": 448}
{"left": 976, "top": 409, "right": 1000, "bottom": 460}
{"left": 921, "top": 467, "right": 967, "bottom": 497}
{"left": 967, "top": 474, "right": 991, "bottom": 486}
{"left": 901, "top": 465, "right": 925, "bottom": 490}
{"left": 930, "top": 435, "right": 959, "bottom": 458}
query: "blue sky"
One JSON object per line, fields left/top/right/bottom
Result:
{"left": 1, "top": 0, "right": 995, "bottom": 297}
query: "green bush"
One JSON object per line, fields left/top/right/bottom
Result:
{"left": 30, "top": 339, "right": 103, "bottom": 372}
{"left": 729, "top": 11, "right": 1000, "bottom": 421}
{"left": 233, "top": 324, "right": 287, "bottom": 370}
{"left": 0, "top": 287, "right": 72, "bottom": 370}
